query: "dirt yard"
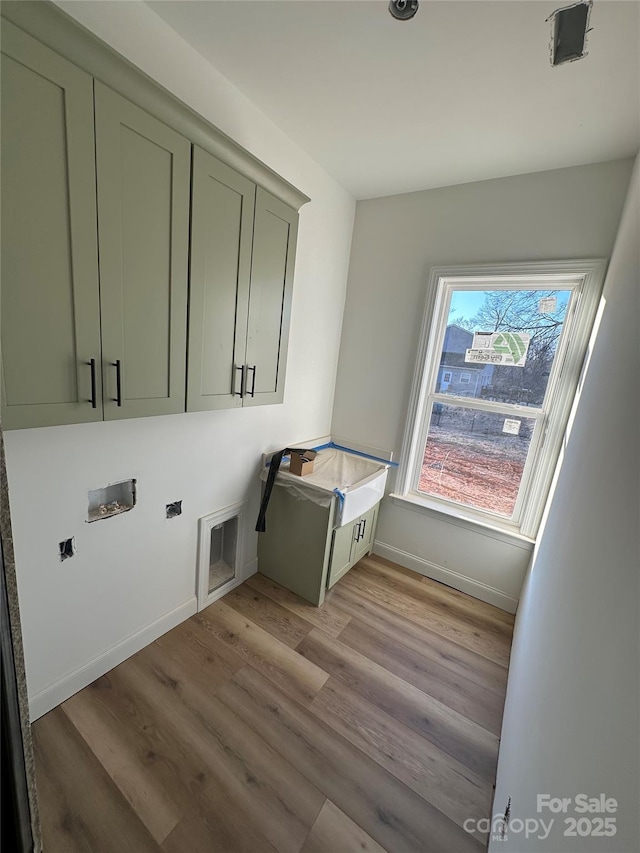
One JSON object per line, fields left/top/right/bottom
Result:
{"left": 419, "top": 425, "right": 529, "bottom": 517}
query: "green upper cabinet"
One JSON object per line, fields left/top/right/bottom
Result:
{"left": 1, "top": 10, "right": 306, "bottom": 429}
{"left": 94, "top": 82, "right": 190, "bottom": 420}
{"left": 187, "top": 147, "right": 255, "bottom": 411}
{"left": 1, "top": 21, "right": 103, "bottom": 429}
{"left": 244, "top": 188, "right": 298, "bottom": 408}
{"left": 188, "top": 155, "right": 298, "bottom": 411}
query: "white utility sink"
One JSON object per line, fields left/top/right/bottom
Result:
{"left": 274, "top": 447, "right": 389, "bottom": 527}
{"left": 335, "top": 467, "right": 388, "bottom": 526}
{"left": 258, "top": 445, "right": 391, "bottom": 607}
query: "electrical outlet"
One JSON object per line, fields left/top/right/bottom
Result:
{"left": 166, "top": 500, "right": 182, "bottom": 519}
{"left": 59, "top": 538, "right": 76, "bottom": 561}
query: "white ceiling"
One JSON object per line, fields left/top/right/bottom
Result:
{"left": 147, "top": 0, "right": 640, "bottom": 199}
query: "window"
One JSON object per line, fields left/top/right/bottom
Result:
{"left": 396, "top": 260, "right": 607, "bottom": 539}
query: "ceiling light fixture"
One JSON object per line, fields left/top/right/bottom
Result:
{"left": 389, "top": 0, "right": 419, "bottom": 22}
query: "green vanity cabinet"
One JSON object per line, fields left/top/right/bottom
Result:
{"left": 0, "top": 21, "right": 103, "bottom": 430}
{"left": 326, "top": 503, "right": 379, "bottom": 590}
{"left": 258, "top": 487, "right": 380, "bottom": 607}
{"left": 95, "top": 83, "right": 190, "bottom": 420}
{"left": 188, "top": 151, "right": 298, "bottom": 411}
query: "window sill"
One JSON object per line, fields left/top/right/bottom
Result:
{"left": 389, "top": 492, "right": 536, "bottom": 550}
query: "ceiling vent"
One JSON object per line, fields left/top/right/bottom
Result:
{"left": 549, "top": 1, "right": 592, "bottom": 66}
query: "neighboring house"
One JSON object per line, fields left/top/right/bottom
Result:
{"left": 437, "top": 324, "right": 494, "bottom": 397}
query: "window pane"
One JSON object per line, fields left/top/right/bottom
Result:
{"left": 419, "top": 403, "right": 537, "bottom": 517}
{"left": 436, "top": 289, "right": 572, "bottom": 406}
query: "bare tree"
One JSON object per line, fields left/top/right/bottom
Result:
{"left": 471, "top": 290, "right": 569, "bottom": 405}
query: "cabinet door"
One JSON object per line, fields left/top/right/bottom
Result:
{"left": 352, "top": 504, "right": 378, "bottom": 564}
{"left": 327, "top": 520, "right": 359, "bottom": 590}
{"left": 94, "top": 82, "right": 190, "bottom": 420}
{"left": 243, "top": 189, "right": 298, "bottom": 407}
{"left": 187, "top": 148, "right": 255, "bottom": 411}
{"left": 1, "top": 22, "right": 102, "bottom": 429}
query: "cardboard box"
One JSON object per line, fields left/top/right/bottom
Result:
{"left": 289, "top": 451, "right": 316, "bottom": 476}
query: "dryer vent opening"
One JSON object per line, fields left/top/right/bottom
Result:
{"left": 196, "top": 502, "right": 245, "bottom": 611}
{"left": 208, "top": 519, "right": 237, "bottom": 593}
{"left": 550, "top": 2, "right": 592, "bottom": 66}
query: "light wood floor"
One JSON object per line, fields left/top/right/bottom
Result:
{"left": 32, "top": 555, "right": 514, "bottom": 853}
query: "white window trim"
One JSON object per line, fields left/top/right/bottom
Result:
{"left": 395, "top": 259, "right": 607, "bottom": 540}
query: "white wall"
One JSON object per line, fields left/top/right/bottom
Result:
{"left": 332, "top": 159, "right": 634, "bottom": 609}
{"left": 490, "top": 154, "right": 639, "bottom": 852}
{"left": 4, "top": 1, "right": 355, "bottom": 719}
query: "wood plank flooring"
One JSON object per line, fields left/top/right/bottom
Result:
{"left": 32, "top": 555, "right": 514, "bottom": 852}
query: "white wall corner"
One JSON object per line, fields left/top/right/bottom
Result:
{"left": 28, "top": 597, "right": 197, "bottom": 722}
{"left": 373, "top": 540, "right": 519, "bottom": 614}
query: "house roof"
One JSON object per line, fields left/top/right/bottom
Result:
{"left": 440, "top": 362, "right": 486, "bottom": 373}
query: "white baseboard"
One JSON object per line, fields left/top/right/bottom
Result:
{"left": 373, "top": 541, "right": 519, "bottom": 614}
{"left": 241, "top": 556, "right": 258, "bottom": 581}
{"left": 199, "top": 575, "right": 245, "bottom": 612}
{"left": 29, "top": 597, "right": 197, "bottom": 721}
{"left": 198, "top": 557, "right": 257, "bottom": 612}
